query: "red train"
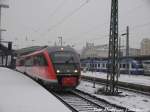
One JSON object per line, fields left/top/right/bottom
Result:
{"left": 16, "top": 46, "right": 81, "bottom": 90}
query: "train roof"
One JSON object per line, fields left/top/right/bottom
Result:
{"left": 17, "top": 46, "right": 78, "bottom": 59}
{"left": 46, "top": 46, "right": 77, "bottom": 53}
{"left": 15, "top": 46, "right": 47, "bottom": 56}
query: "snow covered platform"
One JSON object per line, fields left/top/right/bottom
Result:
{"left": 0, "top": 67, "right": 71, "bottom": 112}
{"left": 82, "top": 71, "right": 150, "bottom": 87}
{"left": 80, "top": 72, "right": 150, "bottom": 111}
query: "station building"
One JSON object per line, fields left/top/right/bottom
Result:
{"left": 141, "top": 38, "right": 150, "bottom": 55}
{"left": 80, "top": 42, "right": 140, "bottom": 59}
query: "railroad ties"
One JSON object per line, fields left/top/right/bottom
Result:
{"left": 51, "top": 90, "right": 130, "bottom": 112}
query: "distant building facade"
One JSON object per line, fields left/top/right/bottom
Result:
{"left": 141, "top": 38, "right": 150, "bottom": 55}
{"left": 80, "top": 43, "right": 108, "bottom": 58}
{"left": 81, "top": 42, "right": 140, "bottom": 59}
{"left": 121, "top": 48, "right": 140, "bottom": 57}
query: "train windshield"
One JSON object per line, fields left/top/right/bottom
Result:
{"left": 50, "top": 51, "right": 80, "bottom": 74}
{"left": 50, "top": 51, "right": 79, "bottom": 63}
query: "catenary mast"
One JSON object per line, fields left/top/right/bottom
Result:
{"left": 105, "top": 0, "right": 119, "bottom": 95}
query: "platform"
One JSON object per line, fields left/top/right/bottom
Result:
{"left": 0, "top": 67, "right": 71, "bottom": 112}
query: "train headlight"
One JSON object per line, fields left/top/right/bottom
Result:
{"left": 74, "top": 70, "right": 78, "bottom": 73}
{"left": 56, "top": 70, "right": 60, "bottom": 73}
{"left": 61, "top": 47, "right": 64, "bottom": 51}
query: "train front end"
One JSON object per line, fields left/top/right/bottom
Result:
{"left": 48, "top": 47, "right": 81, "bottom": 89}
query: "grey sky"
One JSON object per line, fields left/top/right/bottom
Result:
{"left": 1, "top": 0, "right": 150, "bottom": 50}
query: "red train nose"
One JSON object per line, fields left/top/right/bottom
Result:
{"left": 62, "top": 77, "right": 77, "bottom": 87}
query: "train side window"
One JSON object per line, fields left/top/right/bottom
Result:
{"left": 33, "top": 56, "right": 39, "bottom": 66}
{"left": 127, "top": 64, "right": 129, "bottom": 68}
{"left": 106, "top": 64, "right": 108, "bottom": 68}
{"left": 132, "top": 64, "right": 135, "bottom": 68}
{"left": 123, "top": 64, "right": 126, "bottom": 68}
{"left": 20, "top": 60, "right": 25, "bottom": 66}
{"left": 103, "top": 64, "right": 105, "bottom": 67}
{"left": 120, "top": 64, "right": 122, "bottom": 68}
{"left": 95, "top": 64, "right": 97, "bottom": 68}
{"left": 37, "top": 55, "right": 47, "bottom": 66}
{"left": 92, "top": 64, "right": 94, "bottom": 68}
{"left": 25, "top": 57, "right": 33, "bottom": 66}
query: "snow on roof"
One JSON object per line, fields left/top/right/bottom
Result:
{"left": 0, "top": 67, "right": 71, "bottom": 112}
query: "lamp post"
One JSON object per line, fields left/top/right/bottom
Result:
{"left": 0, "top": 3, "right": 9, "bottom": 46}
{"left": 120, "top": 26, "right": 130, "bottom": 75}
{"left": 0, "top": 28, "right": 6, "bottom": 42}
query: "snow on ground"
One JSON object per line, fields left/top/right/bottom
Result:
{"left": 77, "top": 80, "right": 150, "bottom": 112}
{"left": 0, "top": 67, "right": 71, "bottom": 112}
{"left": 82, "top": 71, "right": 150, "bottom": 86}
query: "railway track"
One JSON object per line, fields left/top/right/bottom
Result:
{"left": 51, "top": 89, "right": 131, "bottom": 112}
{"left": 81, "top": 75, "right": 150, "bottom": 96}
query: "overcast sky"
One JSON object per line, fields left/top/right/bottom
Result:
{"left": 1, "top": 0, "right": 150, "bottom": 50}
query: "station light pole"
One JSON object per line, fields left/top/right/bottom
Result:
{"left": 0, "top": 2, "right": 9, "bottom": 47}
{"left": 121, "top": 26, "right": 130, "bottom": 75}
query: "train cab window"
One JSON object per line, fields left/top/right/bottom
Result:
{"left": 50, "top": 51, "right": 80, "bottom": 66}
{"left": 33, "top": 55, "right": 47, "bottom": 66}
{"left": 38, "top": 55, "right": 47, "bottom": 66}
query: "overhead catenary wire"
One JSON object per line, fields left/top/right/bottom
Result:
{"left": 70, "top": 22, "right": 150, "bottom": 47}
{"left": 66, "top": 3, "right": 149, "bottom": 42}
{"left": 30, "top": 0, "right": 68, "bottom": 35}
{"left": 14, "top": 0, "right": 68, "bottom": 43}
{"left": 46, "top": 0, "right": 91, "bottom": 32}
{"left": 38, "top": 1, "right": 148, "bottom": 41}
{"left": 130, "top": 21, "right": 150, "bottom": 31}
{"left": 69, "top": 21, "right": 150, "bottom": 47}
{"left": 46, "top": 0, "right": 68, "bottom": 20}
{"left": 24, "top": 1, "right": 150, "bottom": 48}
